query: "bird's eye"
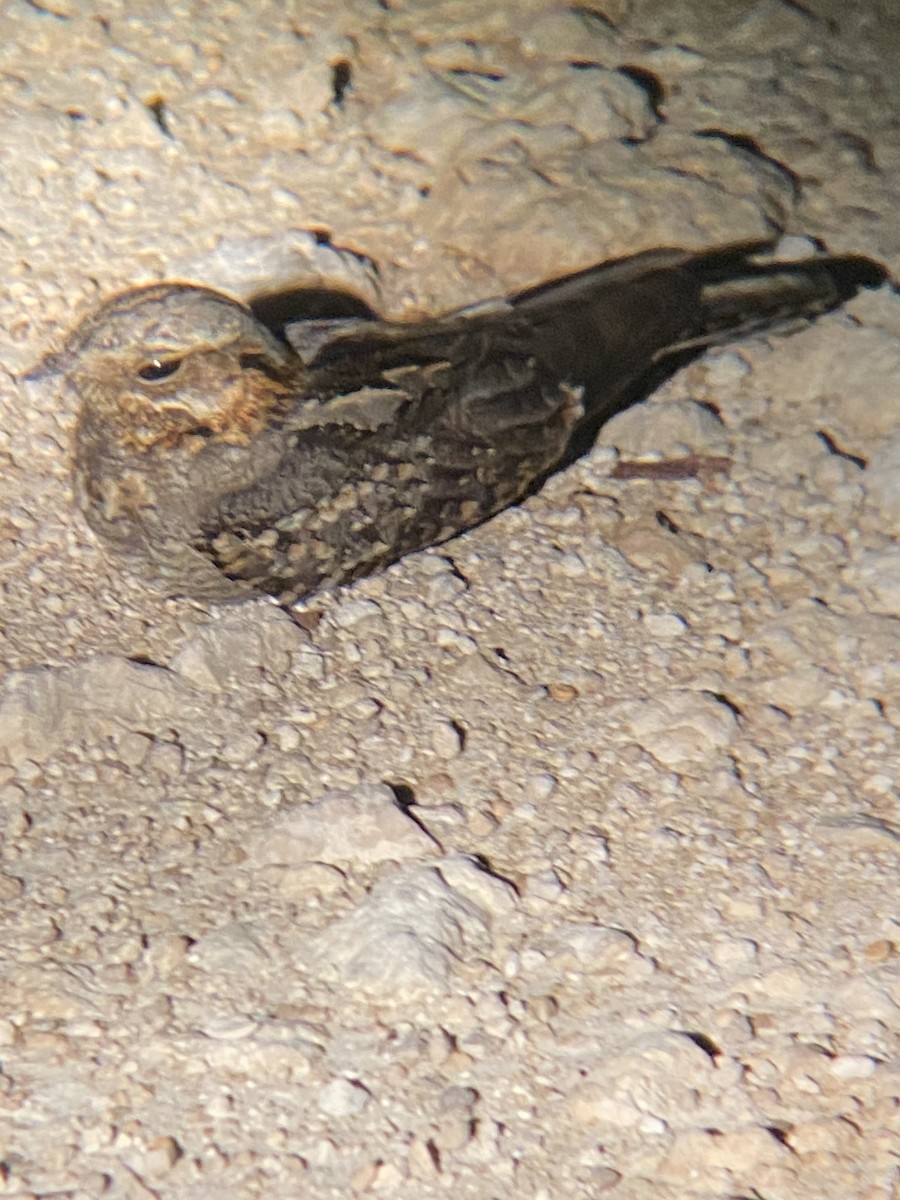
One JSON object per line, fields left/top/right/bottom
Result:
{"left": 138, "top": 357, "right": 183, "bottom": 382}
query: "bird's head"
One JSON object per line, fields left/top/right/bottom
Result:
{"left": 33, "top": 283, "right": 297, "bottom": 454}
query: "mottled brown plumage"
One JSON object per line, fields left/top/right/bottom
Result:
{"left": 40, "top": 241, "right": 884, "bottom": 603}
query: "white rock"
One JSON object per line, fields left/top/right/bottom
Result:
{"left": 317, "top": 1077, "right": 371, "bottom": 1116}
{"left": 248, "top": 783, "right": 439, "bottom": 868}
{"left": 642, "top": 612, "right": 689, "bottom": 639}
{"left": 310, "top": 864, "right": 491, "bottom": 998}
{"left": 437, "top": 855, "right": 518, "bottom": 916}
{"left": 171, "top": 605, "right": 319, "bottom": 691}
{"left": 830, "top": 1054, "right": 876, "bottom": 1079}
{"left": 612, "top": 689, "right": 737, "bottom": 765}
{"left": 329, "top": 599, "right": 383, "bottom": 628}
{"left": 599, "top": 399, "right": 729, "bottom": 456}
{"left": 0, "top": 657, "right": 205, "bottom": 767}
{"left": 432, "top": 719, "right": 464, "bottom": 758}
{"left": 187, "top": 922, "right": 270, "bottom": 975}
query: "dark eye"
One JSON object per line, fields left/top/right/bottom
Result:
{"left": 138, "top": 357, "right": 183, "bottom": 382}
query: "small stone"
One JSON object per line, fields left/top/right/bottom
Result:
{"left": 863, "top": 939, "right": 895, "bottom": 963}
{"left": 467, "top": 808, "right": 498, "bottom": 837}
{"left": 0, "top": 657, "right": 204, "bottom": 767}
{"left": 139, "top": 1136, "right": 182, "bottom": 1176}
{"left": 272, "top": 723, "right": 302, "bottom": 752}
{"left": 220, "top": 731, "right": 265, "bottom": 765}
{"left": 642, "top": 612, "right": 688, "bottom": 638}
{"left": 330, "top": 599, "right": 383, "bottom": 628}
{"left": 702, "top": 350, "right": 750, "bottom": 387}
{"left": 433, "top": 1116, "right": 474, "bottom": 1152}
{"left": 830, "top": 1054, "right": 876, "bottom": 1079}
{"left": 438, "top": 854, "right": 518, "bottom": 915}
{"left": 600, "top": 398, "right": 729, "bottom": 456}
{"left": 0, "top": 874, "right": 24, "bottom": 901}
{"left": 311, "top": 864, "right": 490, "bottom": 997}
{"left": 432, "top": 719, "right": 464, "bottom": 758}
{"left": 612, "top": 689, "right": 737, "bottom": 766}
{"left": 527, "top": 868, "right": 566, "bottom": 902}
{"left": 115, "top": 730, "right": 152, "bottom": 768}
{"left": 317, "top": 1077, "right": 371, "bottom": 1117}
{"left": 249, "top": 783, "right": 438, "bottom": 868}
{"left": 171, "top": 605, "right": 315, "bottom": 689}
{"left": 436, "top": 627, "right": 478, "bottom": 654}
{"left": 350, "top": 1161, "right": 379, "bottom": 1192}
{"left": 527, "top": 773, "right": 557, "bottom": 801}
{"left": 146, "top": 740, "right": 184, "bottom": 777}
{"left": 371, "top": 1161, "right": 405, "bottom": 1190}
{"left": 272, "top": 862, "right": 346, "bottom": 900}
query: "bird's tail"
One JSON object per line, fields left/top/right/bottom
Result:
{"left": 513, "top": 240, "right": 887, "bottom": 419}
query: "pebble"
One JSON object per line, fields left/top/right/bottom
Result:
{"left": 612, "top": 689, "right": 737, "bottom": 766}
{"left": 311, "top": 864, "right": 490, "bottom": 997}
{"left": 641, "top": 611, "right": 689, "bottom": 638}
{"left": 527, "top": 772, "right": 557, "bottom": 801}
{"left": 830, "top": 1054, "right": 877, "bottom": 1080}
{"left": 248, "top": 783, "right": 439, "bottom": 869}
{"left": 317, "top": 1077, "right": 371, "bottom": 1117}
{"left": 432, "top": 719, "right": 464, "bottom": 758}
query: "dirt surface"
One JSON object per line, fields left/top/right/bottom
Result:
{"left": 1, "top": 2, "right": 898, "bottom": 1197}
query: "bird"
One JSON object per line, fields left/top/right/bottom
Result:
{"left": 34, "top": 239, "right": 885, "bottom": 604}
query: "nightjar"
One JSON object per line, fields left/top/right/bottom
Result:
{"left": 37, "top": 240, "right": 884, "bottom": 603}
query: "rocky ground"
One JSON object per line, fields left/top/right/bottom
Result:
{"left": 0, "top": 1, "right": 898, "bottom": 1197}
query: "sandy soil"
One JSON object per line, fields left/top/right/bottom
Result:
{"left": 0, "top": 1, "right": 898, "bottom": 1197}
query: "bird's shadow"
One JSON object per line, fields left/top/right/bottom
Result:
{"left": 249, "top": 285, "right": 378, "bottom": 339}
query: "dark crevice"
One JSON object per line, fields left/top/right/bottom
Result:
{"left": 305, "top": 227, "right": 380, "bottom": 274}
{"left": 682, "top": 1031, "right": 722, "bottom": 1060}
{"left": 780, "top": 0, "right": 838, "bottom": 32}
{"left": 835, "top": 130, "right": 879, "bottom": 172}
{"left": 331, "top": 59, "right": 352, "bottom": 107}
{"left": 384, "top": 781, "right": 416, "bottom": 811}
{"left": 436, "top": 554, "right": 470, "bottom": 588}
{"left": 449, "top": 68, "right": 506, "bottom": 83}
{"left": 425, "top": 1139, "right": 441, "bottom": 1173}
{"left": 449, "top": 719, "right": 467, "bottom": 751}
{"left": 23, "top": 0, "right": 70, "bottom": 16}
{"left": 816, "top": 429, "right": 866, "bottom": 468}
{"left": 466, "top": 853, "right": 520, "bottom": 894}
{"left": 707, "top": 691, "right": 743, "bottom": 718}
{"left": 766, "top": 1124, "right": 795, "bottom": 1150}
{"left": 570, "top": 5, "right": 619, "bottom": 32}
{"left": 695, "top": 128, "right": 800, "bottom": 198}
{"left": 145, "top": 96, "right": 174, "bottom": 139}
{"left": 655, "top": 510, "right": 679, "bottom": 534}
{"left": 618, "top": 64, "right": 666, "bottom": 119}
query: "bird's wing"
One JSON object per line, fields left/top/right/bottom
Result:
{"left": 192, "top": 313, "right": 586, "bottom": 602}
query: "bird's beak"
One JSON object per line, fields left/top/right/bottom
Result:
{"left": 21, "top": 349, "right": 70, "bottom": 383}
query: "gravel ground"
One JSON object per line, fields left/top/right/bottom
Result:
{"left": 1, "top": 2, "right": 898, "bottom": 1197}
